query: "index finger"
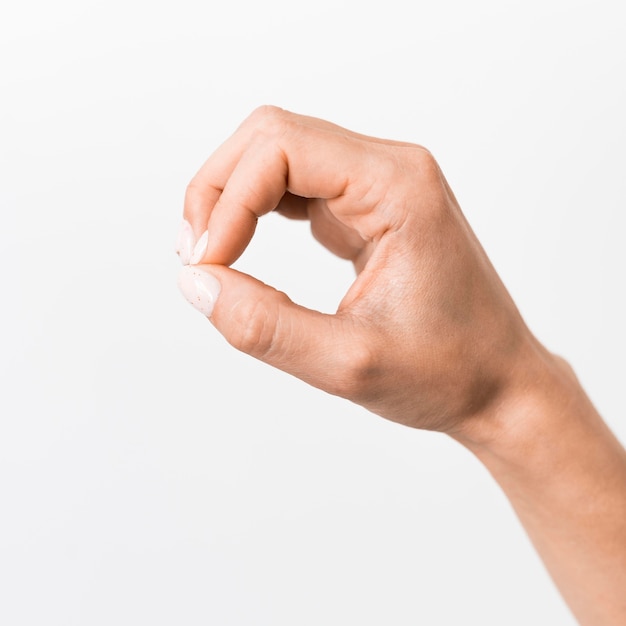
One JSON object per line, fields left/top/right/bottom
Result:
{"left": 187, "top": 106, "right": 391, "bottom": 266}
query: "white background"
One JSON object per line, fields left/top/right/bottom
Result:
{"left": 1, "top": 1, "right": 624, "bottom": 624}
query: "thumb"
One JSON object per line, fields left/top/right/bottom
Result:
{"left": 177, "top": 264, "right": 364, "bottom": 396}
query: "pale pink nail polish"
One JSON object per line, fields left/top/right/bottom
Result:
{"left": 190, "top": 230, "right": 209, "bottom": 264}
{"left": 178, "top": 265, "right": 221, "bottom": 317}
{"left": 175, "top": 219, "right": 196, "bottom": 265}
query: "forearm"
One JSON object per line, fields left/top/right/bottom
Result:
{"left": 456, "top": 345, "right": 626, "bottom": 625}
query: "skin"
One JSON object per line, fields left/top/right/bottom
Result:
{"left": 182, "top": 106, "right": 626, "bottom": 625}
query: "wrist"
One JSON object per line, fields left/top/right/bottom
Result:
{"left": 452, "top": 339, "right": 626, "bottom": 626}
{"left": 450, "top": 339, "right": 600, "bottom": 474}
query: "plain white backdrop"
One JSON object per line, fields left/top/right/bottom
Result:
{"left": 1, "top": 0, "right": 624, "bottom": 624}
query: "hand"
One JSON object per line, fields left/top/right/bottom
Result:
{"left": 176, "top": 105, "right": 539, "bottom": 437}
{"left": 177, "top": 106, "right": 626, "bottom": 625}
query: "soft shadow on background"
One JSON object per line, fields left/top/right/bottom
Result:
{"left": 1, "top": 1, "right": 624, "bottom": 624}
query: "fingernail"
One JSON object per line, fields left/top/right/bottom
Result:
{"left": 177, "top": 265, "right": 221, "bottom": 318}
{"left": 175, "top": 219, "right": 196, "bottom": 265}
{"left": 190, "top": 230, "right": 209, "bottom": 264}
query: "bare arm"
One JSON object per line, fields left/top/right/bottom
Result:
{"left": 457, "top": 353, "right": 626, "bottom": 624}
{"left": 176, "top": 106, "right": 626, "bottom": 624}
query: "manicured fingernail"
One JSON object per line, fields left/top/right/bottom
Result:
{"left": 177, "top": 265, "right": 221, "bottom": 317}
{"left": 190, "top": 230, "right": 208, "bottom": 264}
{"left": 175, "top": 219, "right": 196, "bottom": 265}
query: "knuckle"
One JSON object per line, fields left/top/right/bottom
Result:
{"left": 245, "top": 104, "right": 287, "bottom": 137}
{"left": 377, "top": 144, "right": 440, "bottom": 204}
{"left": 184, "top": 180, "right": 203, "bottom": 206}
{"left": 408, "top": 145, "right": 440, "bottom": 179}
{"left": 388, "top": 145, "right": 447, "bottom": 227}
{"left": 227, "top": 293, "right": 280, "bottom": 359}
{"left": 328, "top": 341, "right": 380, "bottom": 400}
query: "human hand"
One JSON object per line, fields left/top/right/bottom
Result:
{"left": 176, "top": 108, "right": 626, "bottom": 625}
{"left": 176, "top": 106, "right": 540, "bottom": 437}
